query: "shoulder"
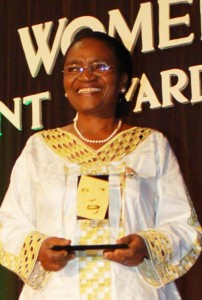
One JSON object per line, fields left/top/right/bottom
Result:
{"left": 129, "top": 125, "right": 168, "bottom": 141}
{"left": 18, "top": 128, "right": 62, "bottom": 161}
{"left": 123, "top": 124, "right": 165, "bottom": 141}
{"left": 125, "top": 126, "right": 172, "bottom": 155}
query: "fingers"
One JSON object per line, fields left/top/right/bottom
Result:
{"left": 45, "top": 237, "right": 71, "bottom": 249}
{"left": 41, "top": 256, "right": 68, "bottom": 272}
{"left": 104, "top": 248, "right": 138, "bottom": 266}
{"left": 38, "top": 237, "right": 76, "bottom": 271}
{"left": 41, "top": 250, "right": 75, "bottom": 272}
{"left": 38, "top": 234, "right": 147, "bottom": 270}
{"left": 103, "top": 249, "right": 130, "bottom": 266}
{"left": 104, "top": 234, "right": 147, "bottom": 267}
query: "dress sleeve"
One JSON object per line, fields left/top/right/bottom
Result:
{"left": 0, "top": 135, "right": 51, "bottom": 289}
{"left": 137, "top": 133, "right": 202, "bottom": 288}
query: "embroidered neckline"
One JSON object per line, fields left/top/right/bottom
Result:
{"left": 39, "top": 126, "right": 152, "bottom": 174}
{"left": 57, "top": 126, "right": 148, "bottom": 153}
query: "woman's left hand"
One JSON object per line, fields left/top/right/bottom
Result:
{"left": 103, "top": 234, "right": 149, "bottom": 267}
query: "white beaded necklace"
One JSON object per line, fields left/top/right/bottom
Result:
{"left": 74, "top": 119, "right": 122, "bottom": 144}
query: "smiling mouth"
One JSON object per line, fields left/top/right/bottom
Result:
{"left": 87, "top": 205, "right": 100, "bottom": 210}
{"left": 77, "top": 87, "right": 101, "bottom": 94}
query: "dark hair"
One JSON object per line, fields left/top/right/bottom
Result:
{"left": 64, "top": 29, "right": 133, "bottom": 117}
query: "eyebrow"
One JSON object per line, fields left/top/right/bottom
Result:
{"left": 65, "top": 58, "right": 112, "bottom": 65}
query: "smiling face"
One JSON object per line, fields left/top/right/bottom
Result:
{"left": 77, "top": 175, "right": 109, "bottom": 220}
{"left": 63, "top": 38, "right": 127, "bottom": 118}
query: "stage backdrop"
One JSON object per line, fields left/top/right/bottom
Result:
{"left": 0, "top": 1, "right": 201, "bottom": 299}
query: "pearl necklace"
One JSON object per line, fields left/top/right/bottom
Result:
{"left": 74, "top": 119, "right": 122, "bottom": 144}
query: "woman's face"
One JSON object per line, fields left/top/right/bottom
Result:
{"left": 63, "top": 38, "right": 127, "bottom": 117}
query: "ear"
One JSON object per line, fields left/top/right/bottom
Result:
{"left": 120, "top": 73, "right": 128, "bottom": 93}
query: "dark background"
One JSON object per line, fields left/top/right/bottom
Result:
{"left": 0, "top": 1, "right": 201, "bottom": 299}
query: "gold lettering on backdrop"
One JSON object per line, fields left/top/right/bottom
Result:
{"left": 0, "top": 92, "right": 51, "bottom": 135}
{"left": 1, "top": 64, "right": 201, "bottom": 134}
{"left": 18, "top": 2, "right": 201, "bottom": 77}
{"left": 1, "top": 2, "right": 202, "bottom": 134}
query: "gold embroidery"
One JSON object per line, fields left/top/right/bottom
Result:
{"left": 138, "top": 227, "right": 202, "bottom": 287}
{"left": 0, "top": 231, "right": 50, "bottom": 289}
{"left": 39, "top": 127, "right": 152, "bottom": 174}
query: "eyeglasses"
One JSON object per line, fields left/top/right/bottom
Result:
{"left": 63, "top": 61, "right": 114, "bottom": 77}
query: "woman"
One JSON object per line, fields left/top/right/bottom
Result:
{"left": 0, "top": 31, "right": 201, "bottom": 300}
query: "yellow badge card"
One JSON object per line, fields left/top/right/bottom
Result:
{"left": 77, "top": 176, "right": 109, "bottom": 220}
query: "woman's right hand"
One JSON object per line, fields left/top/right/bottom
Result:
{"left": 38, "top": 237, "right": 75, "bottom": 271}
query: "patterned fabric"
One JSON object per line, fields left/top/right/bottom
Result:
{"left": 138, "top": 227, "right": 201, "bottom": 287}
{"left": 79, "top": 257, "right": 111, "bottom": 300}
{"left": 0, "top": 231, "right": 50, "bottom": 288}
{"left": 76, "top": 210, "right": 124, "bottom": 299}
{"left": 78, "top": 220, "right": 112, "bottom": 300}
{"left": 138, "top": 185, "right": 202, "bottom": 288}
{"left": 39, "top": 127, "right": 201, "bottom": 289}
{"left": 0, "top": 127, "right": 201, "bottom": 299}
{"left": 40, "top": 127, "right": 152, "bottom": 174}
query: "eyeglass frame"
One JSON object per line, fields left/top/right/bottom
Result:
{"left": 62, "top": 61, "right": 116, "bottom": 78}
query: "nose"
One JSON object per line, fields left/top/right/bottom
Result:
{"left": 78, "top": 67, "right": 97, "bottom": 81}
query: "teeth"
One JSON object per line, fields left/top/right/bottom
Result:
{"left": 78, "top": 87, "right": 101, "bottom": 94}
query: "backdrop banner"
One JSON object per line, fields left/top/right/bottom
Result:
{"left": 0, "top": 1, "right": 201, "bottom": 299}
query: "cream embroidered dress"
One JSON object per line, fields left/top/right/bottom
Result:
{"left": 0, "top": 127, "right": 201, "bottom": 300}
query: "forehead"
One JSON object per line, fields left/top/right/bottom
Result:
{"left": 65, "top": 38, "right": 117, "bottom": 63}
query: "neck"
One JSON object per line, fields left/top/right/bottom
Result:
{"left": 76, "top": 114, "right": 115, "bottom": 124}
{"left": 74, "top": 116, "right": 122, "bottom": 144}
